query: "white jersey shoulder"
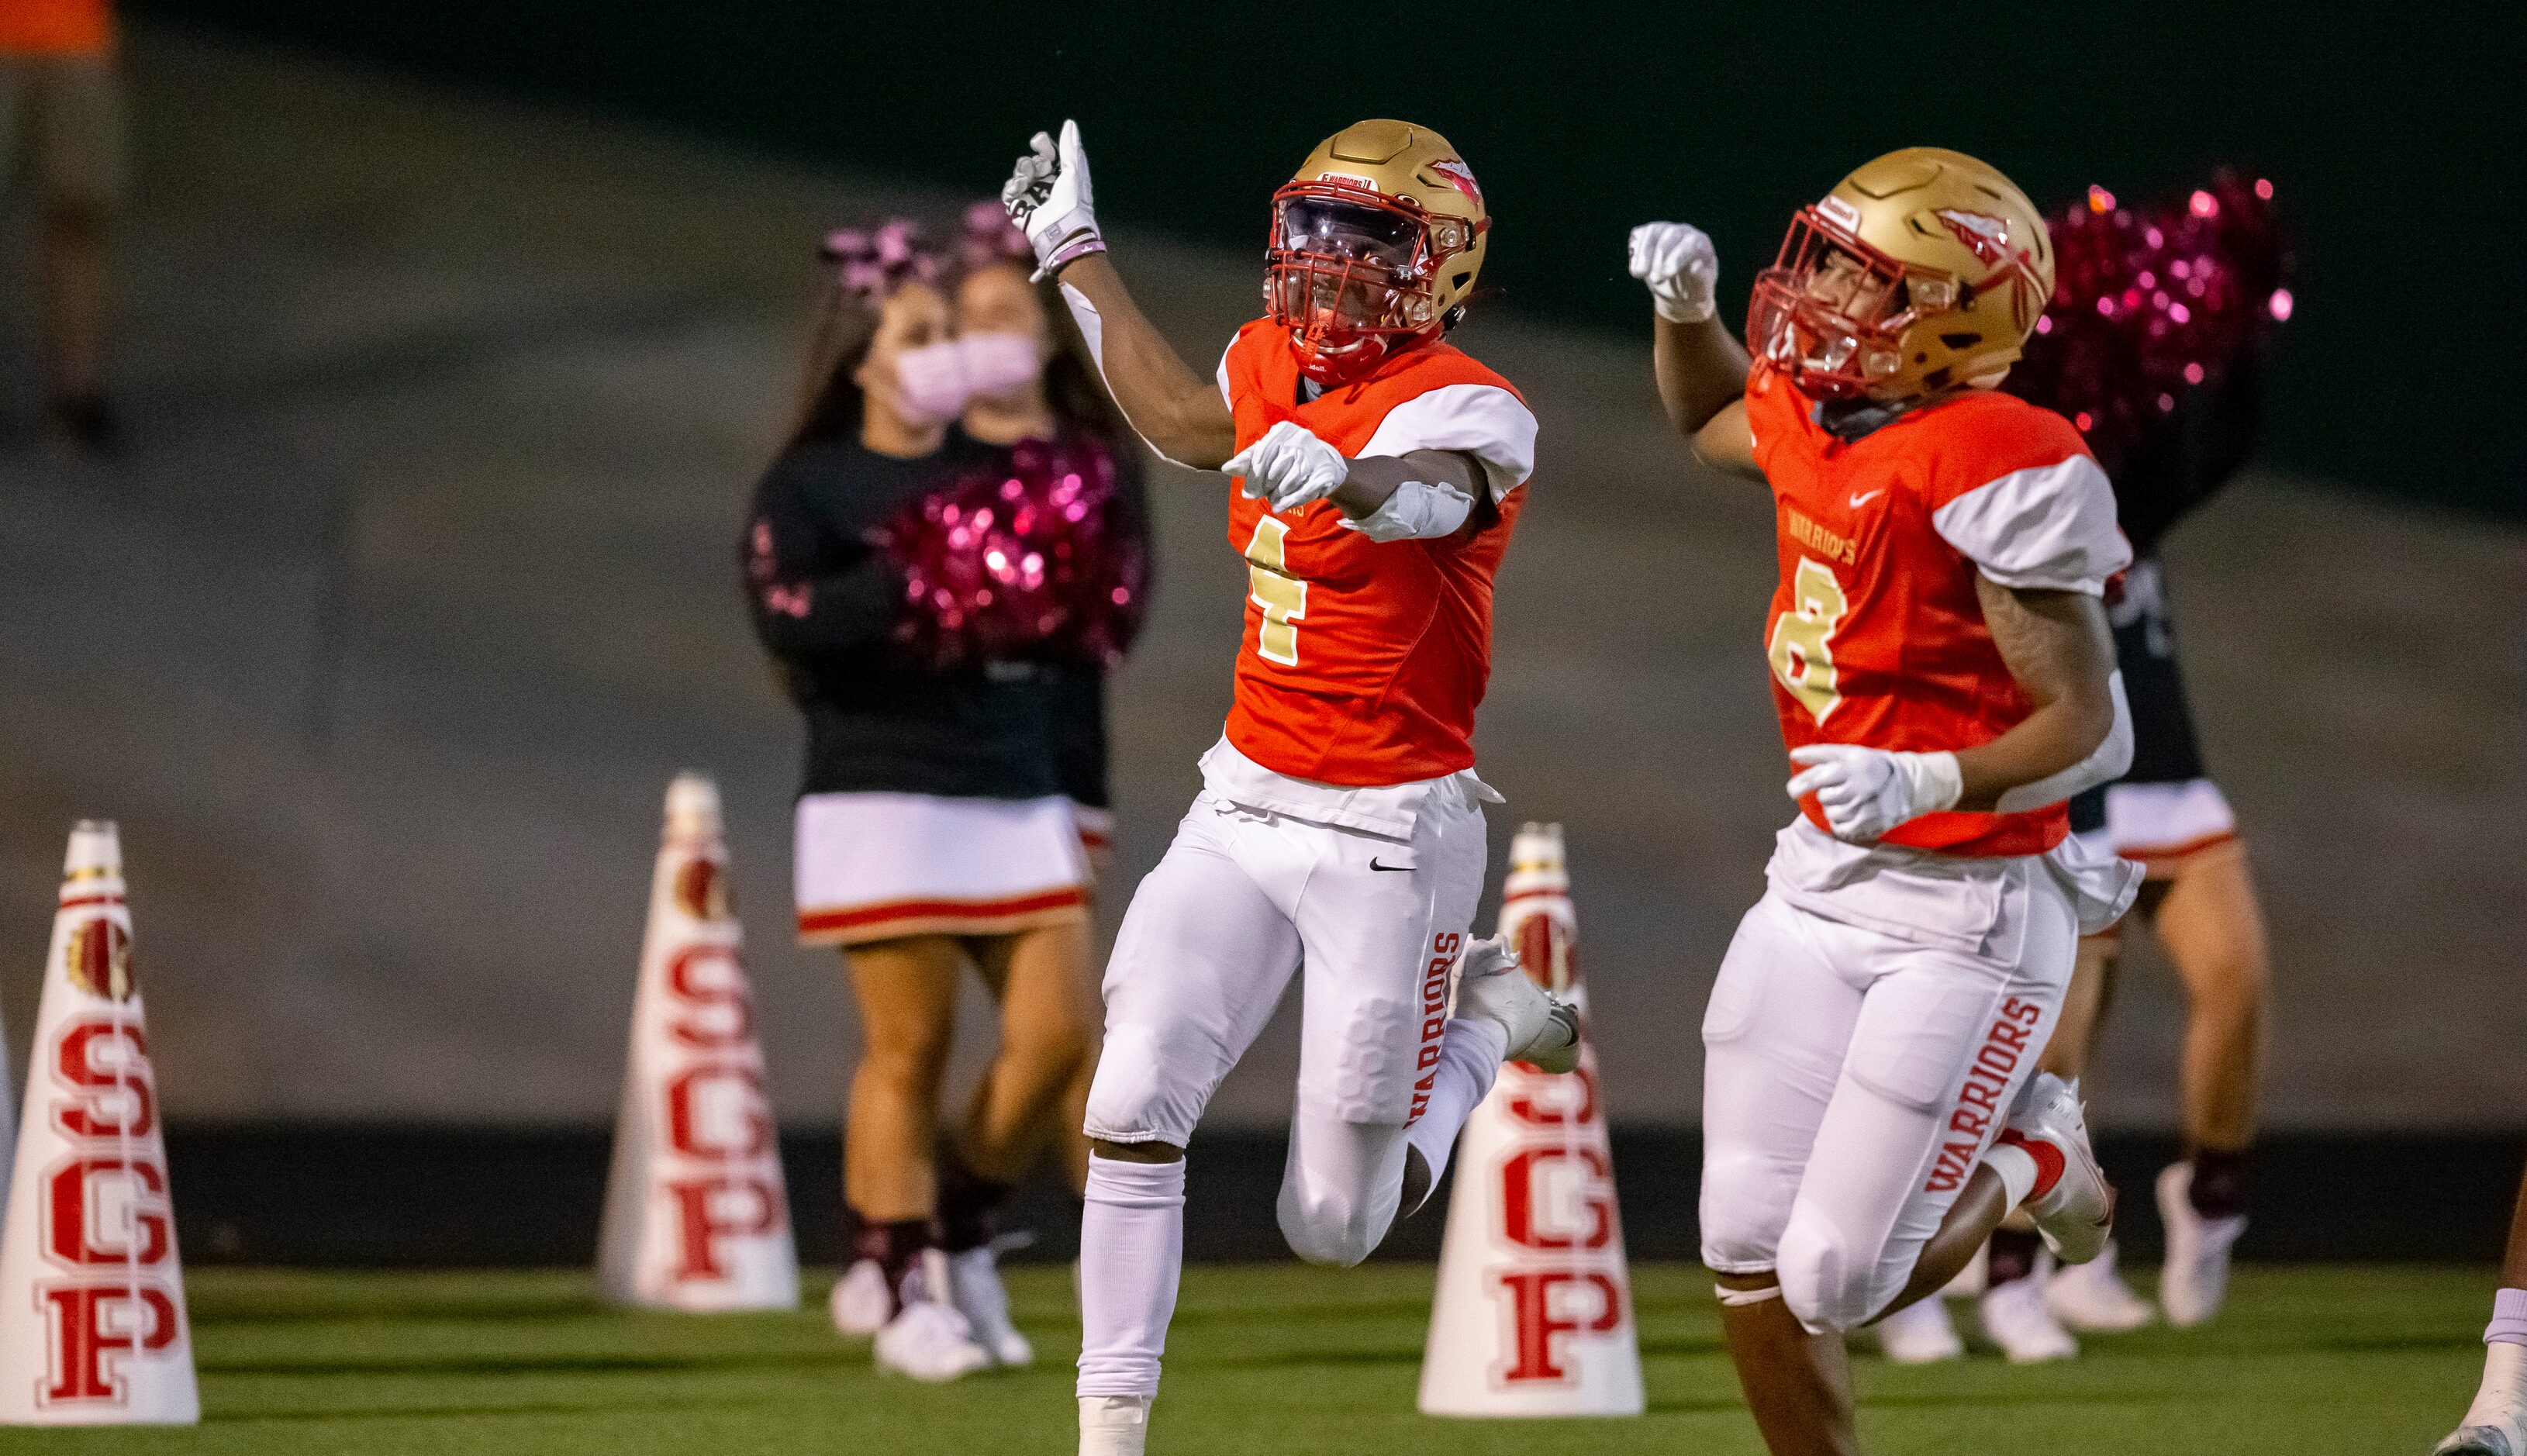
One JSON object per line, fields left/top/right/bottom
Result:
{"left": 1358, "top": 383, "right": 1538, "bottom": 501}
{"left": 1217, "top": 333, "right": 1536, "bottom": 502}
{"left": 1929, "top": 454, "right": 2129, "bottom": 595}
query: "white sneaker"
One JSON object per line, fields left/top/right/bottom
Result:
{"left": 2047, "top": 1239, "right": 2156, "bottom": 1332}
{"left": 1452, "top": 934, "right": 1579, "bottom": 1074}
{"left": 1873, "top": 1295, "right": 1963, "bottom": 1364}
{"left": 1080, "top": 1394, "right": 1152, "bottom": 1456}
{"left": 2156, "top": 1161, "right": 2247, "bottom": 1327}
{"left": 2001, "top": 1073, "right": 2114, "bottom": 1265}
{"left": 2440, "top": 1344, "right": 2527, "bottom": 1454}
{"left": 831, "top": 1257, "right": 892, "bottom": 1336}
{"left": 1979, "top": 1271, "right": 2079, "bottom": 1363}
{"left": 946, "top": 1244, "right": 1034, "bottom": 1367}
{"left": 874, "top": 1251, "right": 992, "bottom": 1382}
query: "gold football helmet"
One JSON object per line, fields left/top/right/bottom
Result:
{"left": 1266, "top": 119, "right": 1490, "bottom": 385}
{"left": 1749, "top": 147, "right": 2055, "bottom": 402}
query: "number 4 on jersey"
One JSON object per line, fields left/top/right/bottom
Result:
{"left": 1245, "top": 515, "right": 1307, "bottom": 666}
{"left": 1769, "top": 555, "right": 1849, "bottom": 723}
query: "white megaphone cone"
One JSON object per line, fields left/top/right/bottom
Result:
{"left": 1419, "top": 822, "right": 1642, "bottom": 1417}
{"left": 597, "top": 775, "right": 799, "bottom": 1310}
{"left": 0, "top": 821, "right": 199, "bottom": 1424}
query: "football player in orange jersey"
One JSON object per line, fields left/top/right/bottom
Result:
{"left": 1630, "top": 149, "right": 2144, "bottom": 1454}
{"left": 1002, "top": 119, "right": 1579, "bottom": 1455}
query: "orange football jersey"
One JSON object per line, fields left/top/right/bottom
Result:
{"left": 1747, "top": 364, "right": 2124, "bottom": 857}
{"left": 0, "top": 0, "right": 113, "bottom": 53}
{"left": 1219, "top": 320, "right": 1529, "bottom": 786}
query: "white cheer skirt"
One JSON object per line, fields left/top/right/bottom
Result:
{"left": 2070, "top": 778, "right": 2239, "bottom": 877}
{"left": 793, "top": 792, "right": 1089, "bottom": 947}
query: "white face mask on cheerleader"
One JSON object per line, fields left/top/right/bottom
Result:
{"left": 892, "top": 340, "right": 973, "bottom": 426}
{"left": 891, "top": 333, "right": 1042, "bottom": 425}
{"left": 955, "top": 330, "right": 1042, "bottom": 399}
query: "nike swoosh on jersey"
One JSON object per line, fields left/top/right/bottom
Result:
{"left": 1849, "top": 488, "right": 1886, "bottom": 509}
{"left": 1369, "top": 857, "right": 1414, "bottom": 872}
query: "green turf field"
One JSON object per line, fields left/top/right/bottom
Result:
{"left": 0, "top": 1263, "right": 2484, "bottom": 1453}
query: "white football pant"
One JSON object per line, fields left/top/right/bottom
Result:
{"left": 1075, "top": 785, "right": 1491, "bottom": 1403}
{"left": 1086, "top": 786, "right": 1486, "bottom": 1259}
{"left": 1699, "top": 864, "right": 2078, "bottom": 1334}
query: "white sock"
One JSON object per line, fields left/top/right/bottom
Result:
{"left": 1079, "top": 1394, "right": 1153, "bottom": 1456}
{"left": 1983, "top": 1141, "right": 2041, "bottom": 1210}
{"left": 1075, "top": 1156, "right": 1186, "bottom": 1400}
{"left": 2467, "top": 1340, "right": 2527, "bottom": 1426}
{"left": 1402, "top": 1016, "right": 1507, "bottom": 1200}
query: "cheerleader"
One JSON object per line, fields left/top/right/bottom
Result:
{"left": 742, "top": 215, "right": 1146, "bottom": 1381}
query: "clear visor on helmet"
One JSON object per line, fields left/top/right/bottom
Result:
{"left": 1276, "top": 196, "right": 1424, "bottom": 269}
{"left": 1268, "top": 190, "right": 1437, "bottom": 338}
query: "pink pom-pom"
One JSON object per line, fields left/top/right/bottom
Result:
{"left": 875, "top": 434, "right": 1148, "bottom": 671}
{"left": 821, "top": 217, "right": 943, "bottom": 302}
{"left": 2007, "top": 168, "right": 2294, "bottom": 473}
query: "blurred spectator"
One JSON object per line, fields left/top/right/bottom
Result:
{"left": 0, "top": 0, "right": 122, "bottom": 453}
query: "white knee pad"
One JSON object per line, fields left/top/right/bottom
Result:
{"left": 1275, "top": 1112, "right": 1407, "bottom": 1268}
{"left": 1697, "top": 1145, "right": 1795, "bottom": 1275}
{"left": 1276, "top": 1177, "right": 1383, "bottom": 1268}
{"left": 1082, "top": 1023, "right": 1194, "bottom": 1147}
{"left": 1776, "top": 1205, "right": 1887, "bottom": 1335}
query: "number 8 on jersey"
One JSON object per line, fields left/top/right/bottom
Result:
{"left": 1769, "top": 555, "right": 1848, "bottom": 723}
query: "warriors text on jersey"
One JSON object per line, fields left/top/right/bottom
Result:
{"left": 1745, "top": 364, "right": 2129, "bottom": 857}
{"left": 1216, "top": 319, "right": 1536, "bottom": 787}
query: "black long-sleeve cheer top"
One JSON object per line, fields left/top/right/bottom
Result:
{"left": 743, "top": 430, "right": 1075, "bottom": 802}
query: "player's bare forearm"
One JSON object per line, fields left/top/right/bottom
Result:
{"left": 1054, "top": 253, "right": 1238, "bottom": 468}
{"left": 1654, "top": 313, "right": 1749, "bottom": 433}
{"left": 1654, "top": 315, "right": 1761, "bottom": 480}
{"left": 1331, "top": 448, "right": 1484, "bottom": 519}
{"left": 1953, "top": 579, "right": 2119, "bottom": 810}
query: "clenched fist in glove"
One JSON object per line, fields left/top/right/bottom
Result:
{"left": 1786, "top": 744, "right": 1963, "bottom": 844}
{"left": 1225, "top": 420, "right": 1348, "bottom": 514}
{"left": 1002, "top": 119, "right": 1104, "bottom": 281}
{"left": 1627, "top": 221, "right": 1720, "bottom": 325}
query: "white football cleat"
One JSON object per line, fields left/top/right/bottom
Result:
{"left": 1872, "top": 1295, "right": 1963, "bottom": 1364}
{"left": 1452, "top": 934, "right": 1579, "bottom": 1074}
{"left": 873, "top": 1251, "right": 992, "bottom": 1381}
{"left": 2439, "top": 1427, "right": 2522, "bottom": 1456}
{"left": 2156, "top": 1161, "right": 2247, "bottom": 1327}
{"left": 2001, "top": 1073, "right": 2114, "bottom": 1266}
{"left": 946, "top": 1244, "right": 1034, "bottom": 1367}
{"left": 2046, "top": 1239, "right": 2156, "bottom": 1332}
{"left": 1979, "top": 1271, "right": 2078, "bottom": 1363}
{"left": 831, "top": 1257, "right": 892, "bottom": 1336}
{"left": 2440, "top": 1344, "right": 2527, "bottom": 1455}
{"left": 1080, "top": 1394, "right": 1152, "bottom": 1456}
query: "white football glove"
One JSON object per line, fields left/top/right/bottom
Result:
{"left": 1002, "top": 119, "right": 1103, "bottom": 281}
{"left": 1786, "top": 744, "right": 1963, "bottom": 844}
{"left": 1628, "top": 221, "right": 1720, "bottom": 324}
{"left": 1225, "top": 420, "right": 1348, "bottom": 514}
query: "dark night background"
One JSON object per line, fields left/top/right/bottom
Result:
{"left": 134, "top": 0, "right": 2524, "bottom": 515}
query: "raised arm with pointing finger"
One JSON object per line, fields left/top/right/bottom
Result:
{"left": 1001, "top": 117, "right": 1564, "bottom": 1456}
{"left": 1002, "top": 119, "right": 1499, "bottom": 541}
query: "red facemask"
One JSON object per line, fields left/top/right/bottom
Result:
{"left": 1264, "top": 181, "right": 1449, "bottom": 387}
{"left": 1747, "top": 208, "right": 1928, "bottom": 400}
